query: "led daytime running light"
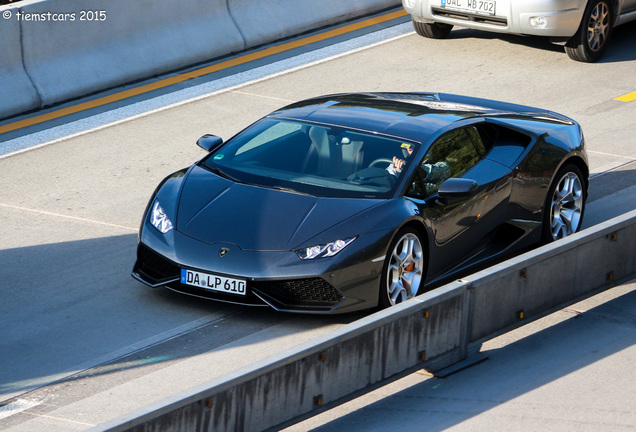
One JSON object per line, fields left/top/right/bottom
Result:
{"left": 296, "top": 238, "right": 356, "bottom": 260}
{"left": 150, "top": 201, "right": 174, "bottom": 234}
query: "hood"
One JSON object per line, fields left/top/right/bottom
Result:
{"left": 176, "top": 166, "right": 381, "bottom": 251}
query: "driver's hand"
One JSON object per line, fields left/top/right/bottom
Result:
{"left": 392, "top": 156, "right": 406, "bottom": 173}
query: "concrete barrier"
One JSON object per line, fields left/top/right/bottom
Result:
{"left": 90, "top": 209, "right": 636, "bottom": 432}
{"left": 228, "top": 0, "right": 401, "bottom": 48}
{"left": 89, "top": 282, "right": 472, "bottom": 432}
{"left": 0, "top": 4, "right": 40, "bottom": 118}
{"left": 19, "top": 0, "right": 244, "bottom": 108}
{"left": 0, "top": 0, "right": 402, "bottom": 120}
{"left": 468, "top": 216, "right": 636, "bottom": 342}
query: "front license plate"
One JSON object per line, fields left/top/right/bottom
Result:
{"left": 181, "top": 269, "right": 246, "bottom": 296}
{"left": 441, "top": 0, "right": 496, "bottom": 15}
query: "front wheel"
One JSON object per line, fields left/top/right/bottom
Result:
{"left": 542, "top": 164, "right": 586, "bottom": 242}
{"left": 412, "top": 18, "right": 453, "bottom": 39}
{"left": 379, "top": 227, "right": 426, "bottom": 309}
{"left": 565, "top": 0, "right": 613, "bottom": 62}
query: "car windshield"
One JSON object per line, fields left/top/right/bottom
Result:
{"left": 202, "top": 118, "right": 420, "bottom": 198}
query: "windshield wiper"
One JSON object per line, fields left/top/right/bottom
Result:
{"left": 267, "top": 185, "right": 312, "bottom": 196}
{"left": 207, "top": 166, "right": 241, "bottom": 183}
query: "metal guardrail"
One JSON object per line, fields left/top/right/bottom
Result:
{"left": 90, "top": 208, "right": 636, "bottom": 432}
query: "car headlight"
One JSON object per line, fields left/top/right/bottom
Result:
{"left": 296, "top": 238, "right": 356, "bottom": 260}
{"left": 150, "top": 201, "right": 174, "bottom": 234}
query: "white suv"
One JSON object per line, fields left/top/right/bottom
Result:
{"left": 402, "top": 0, "right": 636, "bottom": 62}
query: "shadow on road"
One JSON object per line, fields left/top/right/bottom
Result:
{"left": 0, "top": 234, "right": 358, "bottom": 405}
{"left": 446, "top": 21, "right": 636, "bottom": 63}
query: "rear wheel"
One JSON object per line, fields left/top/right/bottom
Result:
{"left": 412, "top": 18, "right": 453, "bottom": 39}
{"left": 542, "top": 164, "right": 586, "bottom": 242}
{"left": 379, "top": 227, "right": 425, "bottom": 309}
{"left": 565, "top": 0, "right": 613, "bottom": 62}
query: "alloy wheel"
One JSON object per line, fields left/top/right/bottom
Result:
{"left": 586, "top": 2, "right": 610, "bottom": 52}
{"left": 550, "top": 172, "right": 584, "bottom": 239}
{"left": 386, "top": 232, "right": 424, "bottom": 305}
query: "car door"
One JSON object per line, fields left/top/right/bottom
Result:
{"left": 406, "top": 125, "right": 513, "bottom": 279}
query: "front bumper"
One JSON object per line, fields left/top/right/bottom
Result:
{"left": 132, "top": 223, "right": 390, "bottom": 313}
{"left": 132, "top": 243, "right": 347, "bottom": 312}
{"left": 406, "top": 0, "right": 586, "bottom": 37}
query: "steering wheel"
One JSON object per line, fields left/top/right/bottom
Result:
{"left": 369, "top": 158, "right": 393, "bottom": 168}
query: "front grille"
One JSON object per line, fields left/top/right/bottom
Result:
{"left": 253, "top": 278, "right": 344, "bottom": 309}
{"left": 432, "top": 8, "right": 507, "bottom": 26}
{"left": 134, "top": 246, "right": 344, "bottom": 311}
{"left": 165, "top": 281, "right": 267, "bottom": 306}
{"left": 136, "top": 244, "right": 180, "bottom": 283}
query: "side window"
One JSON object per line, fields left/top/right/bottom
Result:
{"left": 407, "top": 127, "right": 482, "bottom": 198}
{"left": 465, "top": 126, "right": 487, "bottom": 157}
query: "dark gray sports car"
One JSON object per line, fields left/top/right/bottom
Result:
{"left": 132, "top": 92, "right": 588, "bottom": 314}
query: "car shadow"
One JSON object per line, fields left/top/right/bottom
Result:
{"left": 583, "top": 168, "right": 636, "bottom": 228}
{"left": 0, "top": 233, "right": 360, "bottom": 404}
{"left": 588, "top": 168, "right": 636, "bottom": 203}
{"left": 445, "top": 20, "right": 636, "bottom": 62}
{"left": 447, "top": 28, "right": 563, "bottom": 53}
{"left": 598, "top": 21, "right": 636, "bottom": 63}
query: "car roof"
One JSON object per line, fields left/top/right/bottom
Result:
{"left": 269, "top": 92, "right": 549, "bottom": 143}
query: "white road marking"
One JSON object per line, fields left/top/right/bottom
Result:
{"left": 230, "top": 90, "right": 294, "bottom": 103}
{"left": 0, "top": 202, "right": 138, "bottom": 231}
{"left": 0, "top": 399, "right": 40, "bottom": 420}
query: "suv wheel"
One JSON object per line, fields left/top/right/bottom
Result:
{"left": 565, "top": 0, "right": 613, "bottom": 62}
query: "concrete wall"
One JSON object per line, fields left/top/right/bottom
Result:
{"left": 19, "top": 0, "right": 245, "bottom": 108}
{"left": 90, "top": 209, "right": 636, "bottom": 432}
{"left": 0, "top": 3, "right": 41, "bottom": 118}
{"left": 0, "top": 0, "right": 400, "bottom": 120}
{"left": 229, "top": 0, "right": 399, "bottom": 48}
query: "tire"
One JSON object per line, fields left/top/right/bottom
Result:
{"left": 379, "top": 227, "right": 426, "bottom": 309}
{"left": 542, "top": 164, "right": 586, "bottom": 242}
{"left": 412, "top": 18, "right": 453, "bottom": 39}
{"left": 565, "top": 0, "right": 613, "bottom": 62}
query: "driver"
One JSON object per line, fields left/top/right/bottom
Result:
{"left": 386, "top": 143, "right": 414, "bottom": 175}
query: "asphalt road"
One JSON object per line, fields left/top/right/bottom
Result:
{"left": 0, "top": 16, "right": 635, "bottom": 431}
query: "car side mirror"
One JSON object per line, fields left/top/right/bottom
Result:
{"left": 196, "top": 134, "right": 223, "bottom": 152}
{"left": 437, "top": 178, "right": 478, "bottom": 205}
{"left": 438, "top": 178, "right": 479, "bottom": 196}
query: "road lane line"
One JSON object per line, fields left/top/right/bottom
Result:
{"left": 230, "top": 90, "right": 295, "bottom": 103}
{"left": 30, "top": 413, "right": 96, "bottom": 427}
{"left": 0, "top": 9, "right": 408, "bottom": 136}
{"left": 587, "top": 149, "right": 636, "bottom": 159}
{"left": 0, "top": 203, "right": 137, "bottom": 231}
{"left": 615, "top": 91, "right": 636, "bottom": 102}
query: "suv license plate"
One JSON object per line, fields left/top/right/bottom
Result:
{"left": 442, "top": 0, "right": 496, "bottom": 16}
